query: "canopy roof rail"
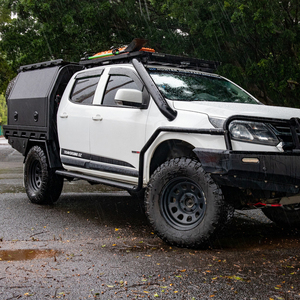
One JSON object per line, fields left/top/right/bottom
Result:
{"left": 18, "top": 59, "right": 78, "bottom": 73}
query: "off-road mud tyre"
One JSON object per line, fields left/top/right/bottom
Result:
{"left": 262, "top": 204, "right": 300, "bottom": 228}
{"left": 24, "top": 145, "right": 63, "bottom": 204}
{"left": 145, "top": 157, "right": 228, "bottom": 249}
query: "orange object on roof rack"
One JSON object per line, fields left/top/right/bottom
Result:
{"left": 89, "top": 47, "right": 155, "bottom": 60}
{"left": 140, "top": 47, "right": 155, "bottom": 53}
{"left": 88, "top": 38, "right": 155, "bottom": 60}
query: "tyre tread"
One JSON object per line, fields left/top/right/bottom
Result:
{"left": 145, "top": 157, "right": 228, "bottom": 249}
{"left": 24, "top": 145, "right": 63, "bottom": 204}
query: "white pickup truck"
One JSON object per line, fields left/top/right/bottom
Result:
{"left": 4, "top": 39, "right": 300, "bottom": 248}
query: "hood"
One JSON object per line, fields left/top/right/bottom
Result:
{"left": 173, "top": 101, "right": 300, "bottom": 120}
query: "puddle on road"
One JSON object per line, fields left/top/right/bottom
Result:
{"left": 0, "top": 249, "right": 59, "bottom": 261}
{"left": 112, "top": 244, "right": 166, "bottom": 253}
{"left": 104, "top": 239, "right": 183, "bottom": 254}
{"left": 107, "top": 235, "right": 300, "bottom": 253}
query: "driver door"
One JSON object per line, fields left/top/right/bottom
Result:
{"left": 89, "top": 67, "right": 150, "bottom": 183}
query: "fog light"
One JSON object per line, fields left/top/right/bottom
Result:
{"left": 242, "top": 158, "right": 260, "bottom": 163}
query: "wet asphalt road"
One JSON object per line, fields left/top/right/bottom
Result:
{"left": 0, "top": 143, "right": 300, "bottom": 300}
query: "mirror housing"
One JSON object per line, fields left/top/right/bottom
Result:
{"left": 114, "top": 89, "right": 143, "bottom": 107}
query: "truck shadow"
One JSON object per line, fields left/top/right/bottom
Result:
{"left": 215, "top": 210, "right": 300, "bottom": 250}
{"left": 53, "top": 191, "right": 148, "bottom": 228}
{"left": 49, "top": 191, "right": 300, "bottom": 251}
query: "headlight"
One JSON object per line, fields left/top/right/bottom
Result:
{"left": 229, "top": 121, "right": 279, "bottom": 146}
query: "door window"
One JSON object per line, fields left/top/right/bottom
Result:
{"left": 70, "top": 76, "right": 100, "bottom": 105}
{"left": 102, "top": 75, "right": 139, "bottom": 107}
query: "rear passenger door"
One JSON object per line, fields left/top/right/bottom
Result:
{"left": 58, "top": 69, "right": 103, "bottom": 170}
{"left": 89, "top": 67, "right": 150, "bottom": 183}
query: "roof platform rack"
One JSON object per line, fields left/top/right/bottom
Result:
{"left": 143, "top": 52, "right": 220, "bottom": 73}
{"left": 79, "top": 38, "right": 220, "bottom": 72}
{"left": 80, "top": 51, "right": 220, "bottom": 73}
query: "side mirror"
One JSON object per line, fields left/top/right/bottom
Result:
{"left": 114, "top": 89, "right": 143, "bottom": 107}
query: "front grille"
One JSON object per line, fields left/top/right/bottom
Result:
{"left": 272, "top": 124, "right": 292, "bottom": 134}
{"left": 270, "top": 118, "right": 300, "bottom": 151}
{"left": 270, "top": 123, "right": 292, "bottom": 141}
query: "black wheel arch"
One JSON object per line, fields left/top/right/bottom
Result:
{"left": 24, "top": 140, "right": 62, "bottom": 169}
{"left": 149, "top": 139, "right": 197, "bottom": 176}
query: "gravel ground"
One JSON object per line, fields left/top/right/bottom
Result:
{"left": 0, "top": 144, "right": 299, "bottom": 300}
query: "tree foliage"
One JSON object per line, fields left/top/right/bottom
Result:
{"left": 0, "top": 0, "right": 300, "bottom": 107}
{"left": 151, "top": 0, "right": 300, "bottom": 106}
{"left": 0, "top": 0, "right": 185, "bottom": 65}
{"left": 0, "top": 55, "right": 14, "bottom": 94}
{"left": 0, "top": 93, "right": 7, "bottom": 125}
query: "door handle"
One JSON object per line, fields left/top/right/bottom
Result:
{"left": 92, "top": 114, "right": 103, "bottom": 121}
{"left": 60, "top": 112, "right": 68, "bottom": 118}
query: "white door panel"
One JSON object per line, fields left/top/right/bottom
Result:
{"left": 90, "top": 106, "right": 148, "bottom": 169}
{"left": 58, "top": 102, "right": 94, "bottom": 154}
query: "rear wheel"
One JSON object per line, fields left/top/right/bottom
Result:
{"left": 262, "top": 204, "right": 300, "bottom": 228}
{"left": 24, "top": 146, "right": 63, "bottom": 204}
{"left": 145, "top": 157, "right": 228, "bottom": 249}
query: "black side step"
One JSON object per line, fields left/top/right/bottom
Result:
{"left": 56, "top": 170, "right": 136, "bottom": 191}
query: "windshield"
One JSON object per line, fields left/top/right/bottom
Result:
{"left": 148, "top": 69, "right": 259, "bottom": 104}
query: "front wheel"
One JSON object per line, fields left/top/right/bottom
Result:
{"left": 145, "top": 158, "right": 228, "bottom": 249}
{"left": 262, "top": 204, "right": 300, "bottom": 228}
{"left": 24, "top": 146, "right": 63, "bottom": 204}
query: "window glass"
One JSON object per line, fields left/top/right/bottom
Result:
{"left": 70, "top": 76, "right": 100, "bottom": 105}
{"left": 103, "top": 75, "right": 139, "bottom": 106}
{"left": 149, "top": 70, "right": 259, "bottom": 104}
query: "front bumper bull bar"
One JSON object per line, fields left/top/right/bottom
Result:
{"left": 194, "top": 149, "right": 300, "bottom": 194}
{"left": 194, "top": 115, "right": 300, "bottom": 194}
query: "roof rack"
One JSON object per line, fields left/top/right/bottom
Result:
{"left": 17, "top": 39, "right": 219, "bottom": 73}
{"left": 80, "top": 51, "right": 220, "bottom": 73}
{"left": 80, "top": 38, "right": 220, "bottom": 72}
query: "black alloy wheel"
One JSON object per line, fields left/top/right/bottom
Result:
{"left": 161, "top": 177, "right": 207, "bottom": 230}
